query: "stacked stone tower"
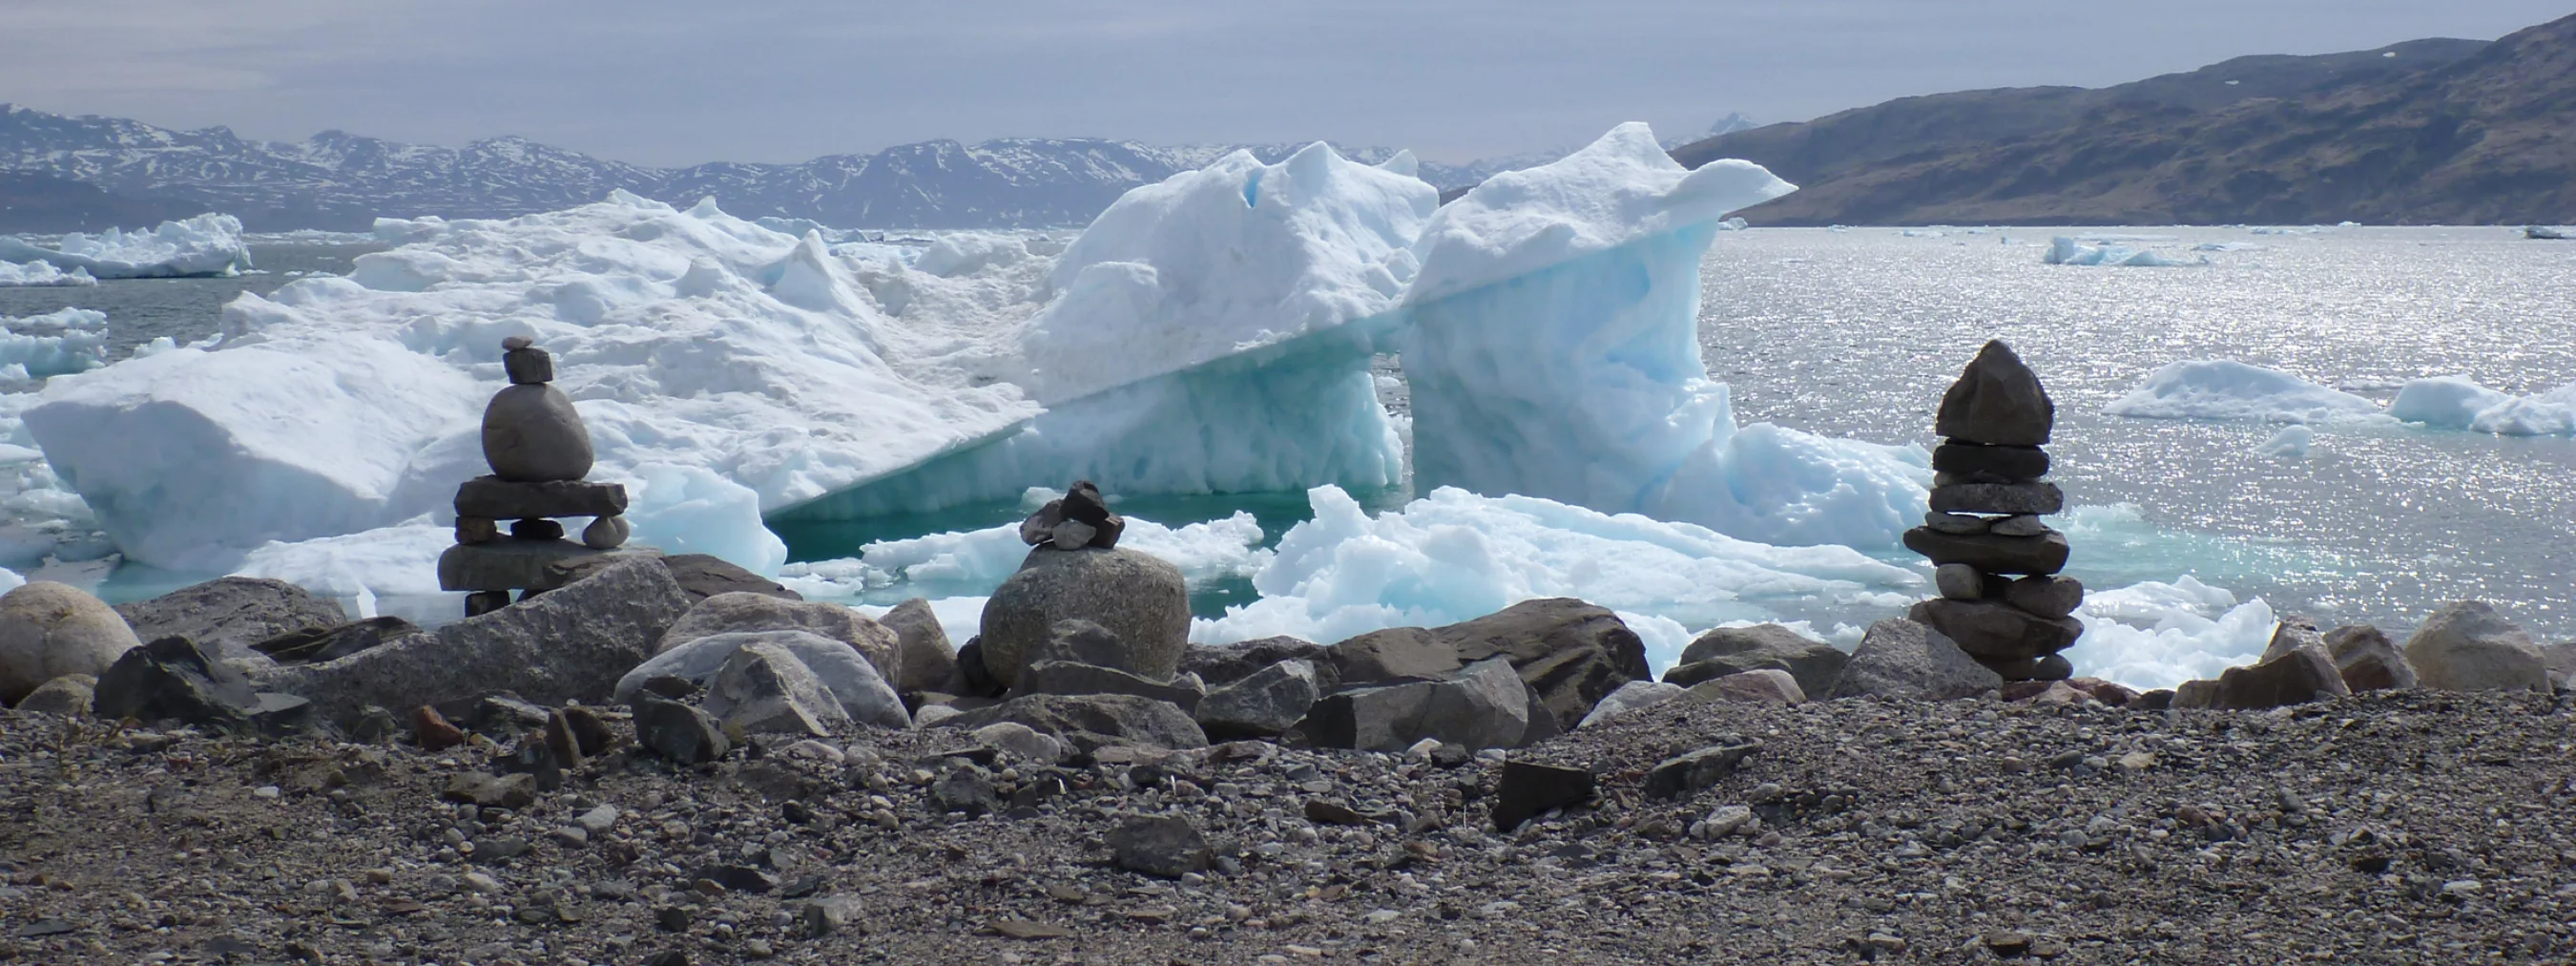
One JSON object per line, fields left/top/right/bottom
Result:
{"left": 1901, "top": 341, "right": 2085, "bottom": 682}
{"left": 438, "top": 337, "right": 634, "bottom": 616}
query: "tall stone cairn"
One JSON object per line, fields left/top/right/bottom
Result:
{"left": 436, "top": 337, "right": 636, "bottom": 616}
{"left": 1901, "top": 341, "right": 2085, "bottom": 682}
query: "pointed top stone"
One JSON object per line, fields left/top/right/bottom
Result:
{"left": 1936, "top": 340, "right": 2053, "bottom": 446}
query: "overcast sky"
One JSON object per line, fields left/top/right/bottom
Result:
{"left": 3, "top": 2, "right": 2566, "bottom": 167}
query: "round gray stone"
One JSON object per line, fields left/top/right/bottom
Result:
{"left": 482, "top": 384, "right": 594, "bottom": 482}
{"left": 978, "top": 547, "right": 1188, "bottom": 688}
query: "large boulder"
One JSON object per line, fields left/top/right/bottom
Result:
{"left": 1295, "top": 657, "right": 1528, "bottom": 753}
{"left": 2207, "top": 648, "right": 2350, "bottom": 709}
{"left": 2403, "top": 600, "right": 2548, "bottom": 693}
{"left": 112, "top": 577, "right": 345, "bottom": 665}
{"left": 1180, "top": 636, "right": 1329, "bottom": 689}
{"left": 654, "top": 592, "right": 901, "bottom": 684}
{"left": 616, "top": 630, "right": 907, "bottom": 728}
{"left": 978, "top": 548, "right": 1189, "bottom": 688}
{"left": 1, "top": 581, "right": 141, "bottom": 704}
{"left": 878, "top": 598, "right": 956, "bottom": 694}
{"left": 1329, "top": 598, "right": 1649, "bottom": 734}
{"left": 700, "top": 640, "right": 851, "bottom": 736}
{"left": 941, "top": 693, "right": 1208, "bottom": 754}
{"left": 1668, "top": 624, "right": 1849, "bottom": 698}
{"left": 1194, "top": 659, "right": 1321, "bottom": 740}
{"left": 254, "top": 556, "right": 691, "bottom": 721}
{"left": 1828, "top": 619, "right": 2001, "bottom": 701}
{"left": 2326, "top": 625, "right": 2418, "bottom": 692}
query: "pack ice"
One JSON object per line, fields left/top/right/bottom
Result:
{"left": 0, "top": 214, "right": 254, "bottom": 279}
{"left": 2391, "top": 375, "right": 2576, "bottom": 436}
{"left": 0, "top": 261, "right": 97, "bottom": 287}
{"left": 2107, "top": 360, "right": 2389, "bottom": 425}
{"left": 2043, "top": 237, "right": 2200, "bottom": 267}
{"left": 0, "top": 308, "right": 110, "bottom": 379}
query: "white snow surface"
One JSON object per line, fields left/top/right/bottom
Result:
{"left": 2107, "top": 360, "right": 2389, "bottom": 425}
{"left": 1193, "top": 485, "right": 1922, "bottom": 674}
{"left": 0, "top": 214, "right": 253, "bottom": 279}
{"left": 0, "top": 308, "right": 110, "bottom": 377}
{"left": 0, "top": 261, "right": 97, "bottom": 287}
{"left": 1400, "top": 123, "right": 1926, "bottom": 549}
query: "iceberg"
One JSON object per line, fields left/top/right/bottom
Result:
{"left": 2387, "top": 375, "right": 2512, "bottom": 430}
{"left": 2252, "top": 424, "right": 2313, "bottom": 457}
{"left": 1195, "top": 485, "right": 1922, "bottom": 674}
{"left": 2107, "top": 360, "right": 2388, "bottom": 425}
{"left": 2057, "top": 576, "right": 2276, "bottom": 691}
{"left": 0, "top": 261, "right": 97, "bottom": 287}
{"left": 1398, "top": 123, "right": 1926, "bottom": 549}
{"left": 0, "top": 308, "right": 110, "bottom": 378}
{"left": 0, "top": 214, "right": 254, "bottom": 279}
{"left": 2469, "top": 380, "right": 2576, "bottom": 436}
{"left": 2043, "top": 237, "right": 2200, "bottom": 266}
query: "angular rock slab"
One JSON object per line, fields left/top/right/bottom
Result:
{"left": 2403, "top": 600, "right": 2547, "bottom": 693}
{"left": 2325, "top": 625, "right": 2415, "bottom": 691}
{"left": 940, "top": 693, "right": 1208, "bottom": 754}
{"left": 1296, "top": 657, "right": 1530, "bottom": 753}
{"left": 1930, "top": 441, "right": 2049, "bottom": 480}
{"left": 1907, "top": 598, "right": 2084, "bottom": 662}
{"left": 257, "top": 556, "right": 691, "bottom": 722}
{"left": 1019, "top": 660, "right": 1205, "bottom": 713}
{"left": 654, "top": 592, "right": 901, "bottom": 684}
{"left": 633, "top": 692, "right": 730, "bottom": 766}
{"left": 617, "top": 629, "right": 908, "bottom": 729}
{"left": 1492, "top": 759, "right": 1596, "bottom": 832}
{"left": 1575, "top": 680, "right": 1686, "bottom": 728}
{"left": 880, "top": 598, "right": 956, "bottom": 694}
{"left": 1829, "top": 619, "right": 2002, "bottom": 701}
{"left": 95, "top": 636, "right": 309, "bottom": 733}
{"left": 701, "top": 640, "right": 854, "bottom": 736}
{"left": 1928, "top": 482, "right": 2064, "bottom": 516}
{"left": 1194, "top": 659, "right": 1322, "bottom": 740}
{"left": 2207, "top": 648, "right": 2350, "bottom": 709}
{"left": 1643, "top": 741, "right": 1761, "bottom": 799}
{"left": 1901, "top": 528, "right": 2069, "bottom": 577}
{"left": 1935, "top": 340, "right": 2053, "bottom": 446}
{"left": 454, "top": 476, "right": 629, "bottom": 519}
{"left": 1433, "top": 598, "right": 1652, "bottom": 734}
{"left": 1685, "top": 668, "right": 1805, "bottom": 705}
{"left": 1180, "top": 637, "right": 1328, "bottom": 689}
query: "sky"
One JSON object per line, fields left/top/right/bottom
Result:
{"left": 2, "top": 1, "right": 2567, "bottom": 167}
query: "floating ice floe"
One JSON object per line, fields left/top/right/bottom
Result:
{"left": 0, "top": 261, "right": 97, "bottom": 287}
{"left": 1401, "top": 122, "right": 1927, "bottom": 550}
{"left": 0, "top": 214, "right": 254, "bottom": 279}
{"left": 0, "top": 308, "right": 110, "bottom": 378}
{"left": 2056, "top": 576, "right": 2276, "bottom": 691}
{"left": 2390, "top": 374, "right": 2576, "bottom": 436}
{"left": 2043, "top": 237, "right": 2201, "bottom": 266}
{"left": 1194, "top": 485, "right": 1923, "bottom": 674}
{"left": 779, "top": 510, "right": 1270, "bottom": 601}
{"left": 2252, "top": 425, "right": 2314, "bottom": 457}
{"left": 2107, "top": 360, "right": 2389, "bottom": 425}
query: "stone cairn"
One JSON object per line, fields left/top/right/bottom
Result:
{"left": 1901, "top": 341, "right": 2085, "bottom": 682}
{"left": 1017, "top": 479, "right": 1126, "bottom": 551}
{"left": 437, "top": 337, "right": 634, "bottom": 616}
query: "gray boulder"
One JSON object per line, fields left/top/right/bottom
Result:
{"left": 1194, "top": 659, "right": 1321, "bottom": 740}
{"left": 978, "top": 548, "right": 1189, "bottom": 688}
{"left": 617, "top": 630, "right": 908, "bottom": 729}
{"left": 1643, "top": 741, "right": 1761, "bottom": 800}
{"left": 0, "top": 581, "right": 141, "bottom": 704}
{"left": 2207, "top": 648, "right": 2349, "bottom": 709}
{"left": 2329, "top": 624, "right": 2418, "bottom": 691}
{"left": 941, "top": 693, "right": 1208, "bottom": 753}
{"left": 1019, "top": 660, "right": 1205, "bottom": 712}
{"left": 255, "top": 556, "right": 691, "bottom": 721}
{"left": 1686, "top": 668, "right": 1806, "bottom": 705}
{"left": 2403, "top": 600, "right": 2547, "bottom": 693}
{"left": 1179, "top": 636, "right": 1328, "bottom": 689}
{"left": 968, "top": 722, "right": 1067, "bottom": 764}
{"left": 654, "top": 592, "right": 901, "bottom": 684}
{"left": 2543, "top": 641, "right": 2576, "bottom": 690}
{"left": 1330, "top": 598, "right": 1650, "bottom": 735}
{"left": 95, "top": 636, "right": 310, "bottom": 733}
{"left": 481, "top": 383, "right": 593, "bottom": 482}
{"left": 1297, "top": 657, "right": 1528, "bottom": 753}
{"left": 1828, "top": 619, "right": 2001, "bottom": 701}
{"left": 1575, "top": 680, "right": 1685, "bottom": 728}
{"left": 2260, "top": 617, "right": 2331, "bottom": 663}
{"left": 111, "top": 577, "right": 344, "bottom": 666}
{"left": 1670, "top": 624, "right": 1849, "bottom": 698}
{"left": 545, "top": 551, "right": 802, "bottom": 603}
{"left": 879, "top": 598, "right": 955, "bottom": 694}
{"left": 700, "top": 640, "right": 852, "bottom": 736}
{"left": 1030, "top": 619, "right": 1137, "bottom": 671}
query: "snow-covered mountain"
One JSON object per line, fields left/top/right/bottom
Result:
{"left": 4, "top": 104, "right": 1713, "bottom": 231}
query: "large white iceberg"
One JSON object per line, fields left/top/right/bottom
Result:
{"left": 2107, "top": 360, "right": 2389, "bottom": 425}
{"left": 2389, "top": 374, "right": 2576, "bottom": 437}
{"left": 1398, "top": 123, "right": 1926, "bottom": 549}
{"left": 1195, "top": 484, "right": 1923, "bottom": 673}
{"left": 0, "top": 214, "right": 254, "bottom": 279}
{"left": 0, "top": 261, "right": 98, "bottom": 287}
{"left": 0, "top": 308, "right": 111, "bottom": 378}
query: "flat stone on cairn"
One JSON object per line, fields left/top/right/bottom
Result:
{"left": 1902, "top": 340, "right": 2085, "bottom": 682}
{"left": 438, "top": 339, "right": 638, "bottom": 614}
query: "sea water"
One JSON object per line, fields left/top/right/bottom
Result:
{"left": 8, "top": 226, "right": 2570, "bottom": 642}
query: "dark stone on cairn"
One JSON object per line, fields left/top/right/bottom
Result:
{"left": 457, "top": 516, "right": 500, "bottom": 544}
{"left": 1901, "top": 528, "right": 2069, "bottom": 576}
{"left": 504, "top": 346, "right": 554, "bottom": 385}
{"left": 1936, "top": 340, "right": 2053, "bottom": 446}
{"left": 1923, "top": 512, "right": 1990, "bottom": 535}
{"left": 455, "top": 476, "right": 630, "bottom": 519}
{"left": 1016, "top": 480, "right": 1126, "bottom": 551}
{"left": 1909, "top": 599, "right": 2084, "bottom": 660}
{"left": 1930, "top": 441, "right": 2049, "bottom": 480}
{"left": 1928, "top": 481, "right": 2064, "bottom": 516}
{"left": 511, "top": 518, "right": 566, "bottom": 540}
{"left": 465, "top": 591, "right": 511, "bottom": 617}
{"left": 2004, "top": 576, "right": 2085, "bottom": 620}
{"left": 1980, "top": 653, "right": 2075, "bottom": 682}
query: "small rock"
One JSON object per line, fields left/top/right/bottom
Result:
{"left": 632, "top": 692, "right": 731, "bottom": 766}
{"left": 12, "top": 673, "right": 95, "bottom": 716}
{"left": 442, "top": 772, "right": 536, "bottom": 809}
{"left": 1109, "top": 814, "right": 1212, "bottom": 878}
{"left": 580, "top": 515, "right": 632, "bottom": 550}
{"left": 1491, "top": 759, "right": 1596, "bottom": 831}
{"left": 413, "top": 704, "right": 466, "bottom": 750}
{"left": 1195, "top": 658, "right": 1322, "bottom": 740}
{"left": 1934, "top": 564, "right": 1990, "bottom": 601}
{"left": 1644, "top": 742, "right": 1761, "bottom": 800}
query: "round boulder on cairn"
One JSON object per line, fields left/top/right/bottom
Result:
{"left": 980, "top": 480, "right": 1186, "bottom": 688}
{"left": 1901, "top": 341, "right": 2085, "bottom": 682}
{"left": 437, "top": 338, "right": 639, "bottom": 616}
